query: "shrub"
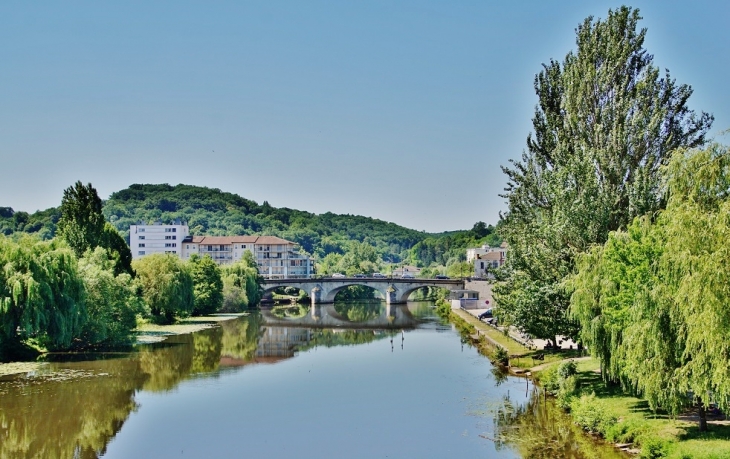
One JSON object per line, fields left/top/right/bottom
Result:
{"left": 558, "top": 360, "right": 578, "bottom": 379}
{"left": 539, "top": 365, "right": 561, "bottom": 394}
{"left": 494, "top": 346, "right": 509, "bottom": 366}
{"left": 604, "top": 418, "right": 649, "bottom": 444}
{"left": 570, "top": 393, "right": 617, "bottom": 434}
{"left": 639, "top": 437, "right": 669, "bottom": 459}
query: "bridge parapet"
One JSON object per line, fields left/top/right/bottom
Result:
{"left": 262, "top": 277, "right": 465, "bottom": 304}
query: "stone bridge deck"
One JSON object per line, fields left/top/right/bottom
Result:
{"left": 262, "top": 277, "right": 465, "bottom": 304}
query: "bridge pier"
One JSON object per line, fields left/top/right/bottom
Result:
{"left": 385, "top": 285, "right": 407, "bottom": 305}
{"left": 310, "top": 286, "right": 322, "bottom": 305}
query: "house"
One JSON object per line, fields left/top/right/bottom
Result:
{"left": 468, "top": 242, "right": 508, "bottom": 278}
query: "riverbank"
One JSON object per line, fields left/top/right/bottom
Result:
{"left": 531, "top": 358, "right": 730, "bottom": 458}
{"left": 450, "top": 308, "right": 581, "bottom": 372}
{"left": 449, "top": 307, "right": 730, "bottom": 458}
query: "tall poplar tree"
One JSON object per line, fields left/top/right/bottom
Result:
{"left": 58, "top": 181, "right": 133, "bottom": 276}
{"left": 495, "top": 6, "right": 712, "bottom": 342}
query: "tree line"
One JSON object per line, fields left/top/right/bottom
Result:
{"left": 494, "top": 6, "right": 723, "bottom": 429}
{"left": 0, "top": 182, "right": 262, "bottom": 361}
{"left": 1, "top": 184, "right": 501, "bottom": 273}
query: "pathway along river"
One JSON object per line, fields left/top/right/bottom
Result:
{"left": 0, "top": 301, "right": 625, "bottom": 458}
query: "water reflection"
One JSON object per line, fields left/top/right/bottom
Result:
{"left": 0, "top": 357, "right": 145, "bottom": 459}
{"left": 0, "top": 304, "right": 627, "bottom": 459}
{"left": 494, "top": 389, "right": 627, "bottom": 459}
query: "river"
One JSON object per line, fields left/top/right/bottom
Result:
{"left": 0, "top": 301, "right": 625, "bottom": 458}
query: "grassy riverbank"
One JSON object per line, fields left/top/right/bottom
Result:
{"left": 450, "top": 308, "right": 581, "bottom": 371}
{"left": 533, "top": 358, "right": 730, "bottom": 458}
{"left": 444, "top": 305, "right": 730, "bottom": 457}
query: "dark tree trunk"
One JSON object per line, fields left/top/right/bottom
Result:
{"left": 698, "top": 401, "right": 708, "bottom": 432}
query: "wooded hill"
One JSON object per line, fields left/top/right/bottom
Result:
{"left": 1, "top": 183, "right": 500, "bottom": 265}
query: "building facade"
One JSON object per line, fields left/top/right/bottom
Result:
{"left": 130, "top": 223, "right": 313, "bottom": 279}
{"left": 130, "top": 222, "right": 189, "bottom": 259}
{"left": 467, "top": 242, "right": 508, "bottom": 278}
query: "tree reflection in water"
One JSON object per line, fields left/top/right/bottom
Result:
{"left": 333, "top": 302, "right": 383, "bottom": 322}
{"left": 0, "top": 313, "right": 265, "bottom": 458}
{"left": 0, "top": 357, "right": 146, "bottom": 459}
{"left": 493, "top": 390, "right": 626, "bottom": 459}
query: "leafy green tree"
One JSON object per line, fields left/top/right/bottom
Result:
{"left": 189, "top": 255, "right": 223, "bottom": 316}
{"left": 0, "top": 236, "right": 85, "bottom": 356}
{"left": 132, "top": 254, "right": 194, "bottom": 324}
{"left": 571, "top": 143, "right": 730, "bottom": 431}
{"left": 496, "top": 6, "right": 712, "bottom": 342}
{"left": 57, "top": 181, "right": 106, "bottom": 257}
{"left": 77, "top": 247, "right": 144, "bottom": 348}
{"left": 99, "top": 222, "right": 134, "bottom": 276}
{"left": 446, "top": 261, "right": 472, "bottom": 279}
{"left": 57, "top": 182, "right": 133, "bottom": 276}
{"left": 220, "top": 258, "right": 262, "bottom": 311}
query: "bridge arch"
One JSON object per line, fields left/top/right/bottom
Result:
{"left": 323, "top": 283, "right": 387, "bottom": 303}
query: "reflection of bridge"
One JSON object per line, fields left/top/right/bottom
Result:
{"left": 261, "top": 304, "right": 418, "bottom": 329}
{"left": 262, "top": 277, "right": 465, "bottom": 304}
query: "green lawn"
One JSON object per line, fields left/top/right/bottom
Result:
{"left": 534, "top": 359, "right": 730, "bottom": 458}
{"left": 451, "top": 309, "right": 529, "bottom": 355}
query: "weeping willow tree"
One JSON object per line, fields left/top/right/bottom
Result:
{"left": 220, "top": 253, "right": 262, "bottom": 311}
{"left": 571, "top": 143, "right": 730, "bottom": 431}
{"left": 132, "top": 253, "right": 194, "bottom": 324}
{"left": 0, "top": 236, "right": 85, "bottom": 357}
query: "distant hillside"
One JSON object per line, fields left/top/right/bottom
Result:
{"left": 0, "top": 183, "right": 500, "bottom": 264}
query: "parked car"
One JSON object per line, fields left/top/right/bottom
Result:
{"left": 401, "top": 273, "right": 415, "bottom": 279}
{"left": 332, "top": 273, "right": 345, "bottom": 278}
{"left": 353, "top": 273, "right": 366, "bottom": 278}
{"left": 435, "top": 275, "right": 449, "bottom": 279}
{"left": 372, "top": 272, "right": 386, "bottom": 278}
{"left": 478, "top": 308, "right": 493, "bottom": 320}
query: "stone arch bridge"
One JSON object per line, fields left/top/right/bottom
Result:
{"left": 262, "top": 277, "right": 465, "bottom": 304}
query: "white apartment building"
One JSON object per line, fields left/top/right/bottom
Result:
{"left": 130, "top": 222, "right": 189, "bottom": 259}
{"left": 130, "top": 223, "right": 313, "bottom": 279}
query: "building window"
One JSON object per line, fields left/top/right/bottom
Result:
{"left": 139, "top": 228, "right": 145, "bottom": 232}
{"left": 139, "top": 243, "right": 145, "bottom": 247}
{"left": 242, "top": 245, "right": 246, "bottom": 249}
{"left": 139, "top": 236, "right": 145, "bottom": 240}
{"left": 186, "top": 245, "right": 190, "bottom": 249}
{"left": 138, "top": 251, "right": 145, "bottom": 255}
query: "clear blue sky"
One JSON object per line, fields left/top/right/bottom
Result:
{"left": 1, "top": 1, "right": 727, "bottom": 232}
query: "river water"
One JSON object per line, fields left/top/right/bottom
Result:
{"left": 0, "top": 301, "right": 625, "bottom": 458}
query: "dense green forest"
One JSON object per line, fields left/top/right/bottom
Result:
{"left": 1, "top": 183, "right": 501, "bottom": 268}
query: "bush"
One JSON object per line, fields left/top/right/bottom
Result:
{"left": 639, "top": 437, "right": 669, "bottom": 459}
{"left": 570, "top": 393, "right": 617, "bottom": 434}
{"left": 494, "top": 346, "right": 509, "bottom": 366}
{"left": 539, "top": 365, "right": 561, "bottom": 394}
{"left": 604, "top": 418, "right": 649, "bottom": 444}
{"left": 558, "top": 360, "right": 578, "bottom": 379}
{"left": 556, "top": 375, "right": 579, "bottom": 410}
